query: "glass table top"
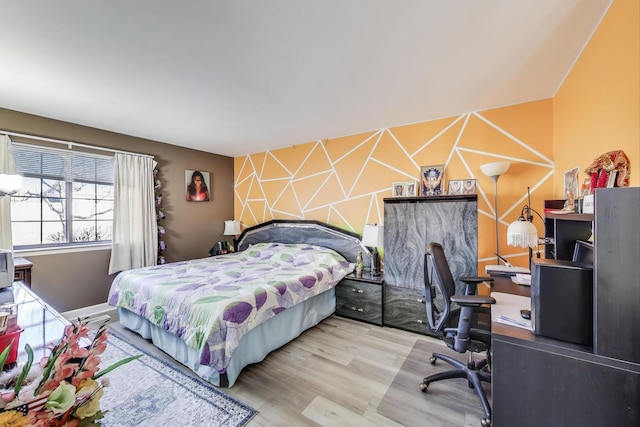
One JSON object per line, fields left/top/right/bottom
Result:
{"left": 0, "top": 282, "right": 70, "bottom": 364}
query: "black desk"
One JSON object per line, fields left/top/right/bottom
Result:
{"left": 490, "top": 276, "right": 640, "bottom": 426}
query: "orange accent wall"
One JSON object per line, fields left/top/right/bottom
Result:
{"left": 234, "top": 0, "right": 639, "bottom": 273}
{"left": 553, "top": 0, "right": 640, "bottom": 193}
{"left": 235, "top": 102, "right": 555, "bottom": 272}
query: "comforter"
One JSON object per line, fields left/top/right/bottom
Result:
{"left": 108, "top": 242, "right": 354, "bottom": 373}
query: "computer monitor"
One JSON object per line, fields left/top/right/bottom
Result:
{"left": 572, "top": 240, "right": 594, "bottom": 266}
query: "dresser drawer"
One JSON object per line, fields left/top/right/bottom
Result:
{"left": 14, "top": 269, "right": 27, "bottom": 281}
{"left": 383, "top": 286, "right": 431, "bottom": 335}
{"left": 336, "top": 278, "right": 383, "bottom": 325}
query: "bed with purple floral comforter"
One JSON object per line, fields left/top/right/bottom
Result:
{"left": 108, "top": 242, "right": 354, "bottom": 376}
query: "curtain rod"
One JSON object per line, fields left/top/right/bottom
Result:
{"left": 1, "top": 130, "right": 154, "bottom": 159}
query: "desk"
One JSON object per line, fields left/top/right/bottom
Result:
{"left": 490, "top": 274, "right": 530, "bottom": 297}
{"left": 490, "top": 277, "right": 640, "bottom": 426}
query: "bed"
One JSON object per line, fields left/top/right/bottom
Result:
{"left": 108, "top": 220, "right": 369, "bottom": 387}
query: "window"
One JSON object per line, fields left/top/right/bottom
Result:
{"left": 10, "top": 144, "right": 115, "bottom": 248}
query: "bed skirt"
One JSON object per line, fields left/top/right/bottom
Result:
{"left": 118, "top": 287, "right": 336, "bottom": 387}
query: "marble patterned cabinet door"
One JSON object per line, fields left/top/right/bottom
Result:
{"left": 383, "top": 196, "right": 478, "bottom": 335}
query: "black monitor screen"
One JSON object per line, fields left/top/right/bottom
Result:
{"left": 572, "top": 240, "right": 594, "bottom": 266}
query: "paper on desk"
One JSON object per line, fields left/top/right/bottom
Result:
{"left": 497, "top": 316, "right": 533, "bottom": 330}
{"left": 491, "top": 292, "right": 533, "bottom": 331}
{"left": 511, "top": 273, "right": 531, "bottom": 286}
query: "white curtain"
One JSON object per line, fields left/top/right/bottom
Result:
{"left": 0, "top": 135, "right": 16, "bottom": 282}
{"left": 108, "top": 153, "right": 158, "bottom": 275}
{"left": 0, "top": 135, "right": 16, "bottom": 247}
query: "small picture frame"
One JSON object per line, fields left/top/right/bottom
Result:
{"left": 405, "top": 181, "right": 417, "bottom": 197}
{"left": 462, "top": 179, "right": 476, "bottom": 195}
{"left": 563, "top": 167, "right": 579, "bottom": 200}
{"left": 392, "top": 182, "right": 406, "bottom": 197}
{"left": 447, "top": 179, "right": 464, "bottom": 195}
{"left": 420, "top": 165, "right": 444, "bottom": 196}
{"left": 581, "top": 178, "right": 591, "bottom": 196}
{"left": 447, "top": 179, "right": 464, "bottom": 196}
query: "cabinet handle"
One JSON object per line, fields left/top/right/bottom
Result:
{"left": 351, "top": 288, "right": 364, "bottom": 293}
{"left": 350, "top": 306, "right": 364, "bottom": 312}
{"left": 417, "top": 298, "right": 425, "bottom": 304}
{"left": 416, "top": 319, "right": 424, "bottom": 324}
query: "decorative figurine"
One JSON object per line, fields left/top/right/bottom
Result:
{"left": 356, "top": 252, "right": 364, "bottom": 278}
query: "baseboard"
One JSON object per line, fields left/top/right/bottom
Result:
{"left": 61, "top": 302, "right": 119, "bottom": 323}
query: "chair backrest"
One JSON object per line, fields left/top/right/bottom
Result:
{"left": 424, "top": 242, "right": 457, "bottom": 333}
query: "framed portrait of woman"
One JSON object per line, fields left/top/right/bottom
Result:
{"left": 185, "top": 169, "right": 211, "bottom": 201}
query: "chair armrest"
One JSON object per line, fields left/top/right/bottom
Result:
{"left": 450, "top": 294, "right": 496, "bottom": 306}
{"left": 459, "top": 276, "right": 493, "bottom": 295}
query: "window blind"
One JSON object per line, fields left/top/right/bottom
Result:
{"left": 12, "top": 144, "right": 114, "bottom": 184}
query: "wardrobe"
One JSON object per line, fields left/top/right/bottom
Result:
{"left": 383, "top": 195, "right": 478, "bottom": 335}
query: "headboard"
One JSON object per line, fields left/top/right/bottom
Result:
{"left": 236, "top": 220, "right": 371, "bottom": 267}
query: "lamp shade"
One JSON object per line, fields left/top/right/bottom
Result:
{"left": 223, "top": 220, "right": 241, "bottom": 235}
{"left": 480, "top": 161, "right": 510, "bottom": 178}
{"left": 507, "top": 219, "right": 538, "bottom": 248}
{"left": 361, "top": 224, "right": 384, "bottom": 247}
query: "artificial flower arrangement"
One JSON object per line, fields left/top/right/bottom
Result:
{"left": 0, "top": 320, "right": 140, "bottom": 427}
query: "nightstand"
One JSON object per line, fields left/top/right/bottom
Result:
{"left": 208, "top": 241, "right": 232, "bottom": 256}
{"left": 335, "top": 271, "right": 383, "bottom": 326}
{"left": 13, "top": 257, "right": 33, "bottom": 287}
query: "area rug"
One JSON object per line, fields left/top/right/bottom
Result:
{"left": 97, "top": 330, "right": 257, "bottom": 427}
{"left": 377, "top": 339, "right": 490, "bottom": 427}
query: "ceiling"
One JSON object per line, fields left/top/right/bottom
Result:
{"left": 0, "top": 1, "right": 612, "bottom": 157}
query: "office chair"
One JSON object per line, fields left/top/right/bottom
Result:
{"left": 420, "top": 242, "right": 496, "bottom": 427}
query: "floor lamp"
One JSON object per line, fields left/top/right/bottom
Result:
{"left": 480, "top": 161, "right": 510, "bottom": 264}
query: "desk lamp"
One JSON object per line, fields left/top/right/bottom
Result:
{"left": 361, "top": 224, "right": 384, "bottom": 276}
{"left": 223, "top": 220, "right": 241, "bottom": 252}
{"left": 507, "top": 187, "right": 544, "bottom": 266}
{"left": 480, "top": 161, "right": 510, "bottom": 264}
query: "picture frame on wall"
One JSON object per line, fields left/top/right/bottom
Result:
{"left": 392, "top": 182, "right": 406, "bottom": 197}
{"left": 185, "top": 169, "right": 211, "bottom": 202}
{"left": 420, "top": 164, "right": 444, "bottom": 196}
{"left": 405, "top": 181, "right": 417, "bottom": 197}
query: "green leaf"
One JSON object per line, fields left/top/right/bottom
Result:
{"left": 0, "top": 338, "right": 14, "bottom": 371}
{"left": 93, "top": 354, "right": 142, "bottom": 380}
{"left": 193, "top": 295, "right": 231, "bottom": 304}
{"left": 35, "top": 345, "right": 66, "bottom": 395}
{"left": 13, "top": 344, "right": 34, "bottom": 395}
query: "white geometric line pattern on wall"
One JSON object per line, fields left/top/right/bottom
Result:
{"left": 234, "top": 112, "right": 554, "bottom": 248}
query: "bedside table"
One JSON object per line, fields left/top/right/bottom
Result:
{"left": 14, "top": 257, "right": 33, "bottom": 287}
{"left": 335, "top": 271, "right": 383, "bottom": 326}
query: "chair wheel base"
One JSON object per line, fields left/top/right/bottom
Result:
{"left": 419, "top": 382, "right": 428, "bottom": 392}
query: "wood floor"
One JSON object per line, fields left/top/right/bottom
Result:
{"left": 112, "top": 315, "right": 489, "bottom": 427}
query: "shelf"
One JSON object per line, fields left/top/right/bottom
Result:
{"left": 544, "top": 212, "right": 594, "bottom": 221}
